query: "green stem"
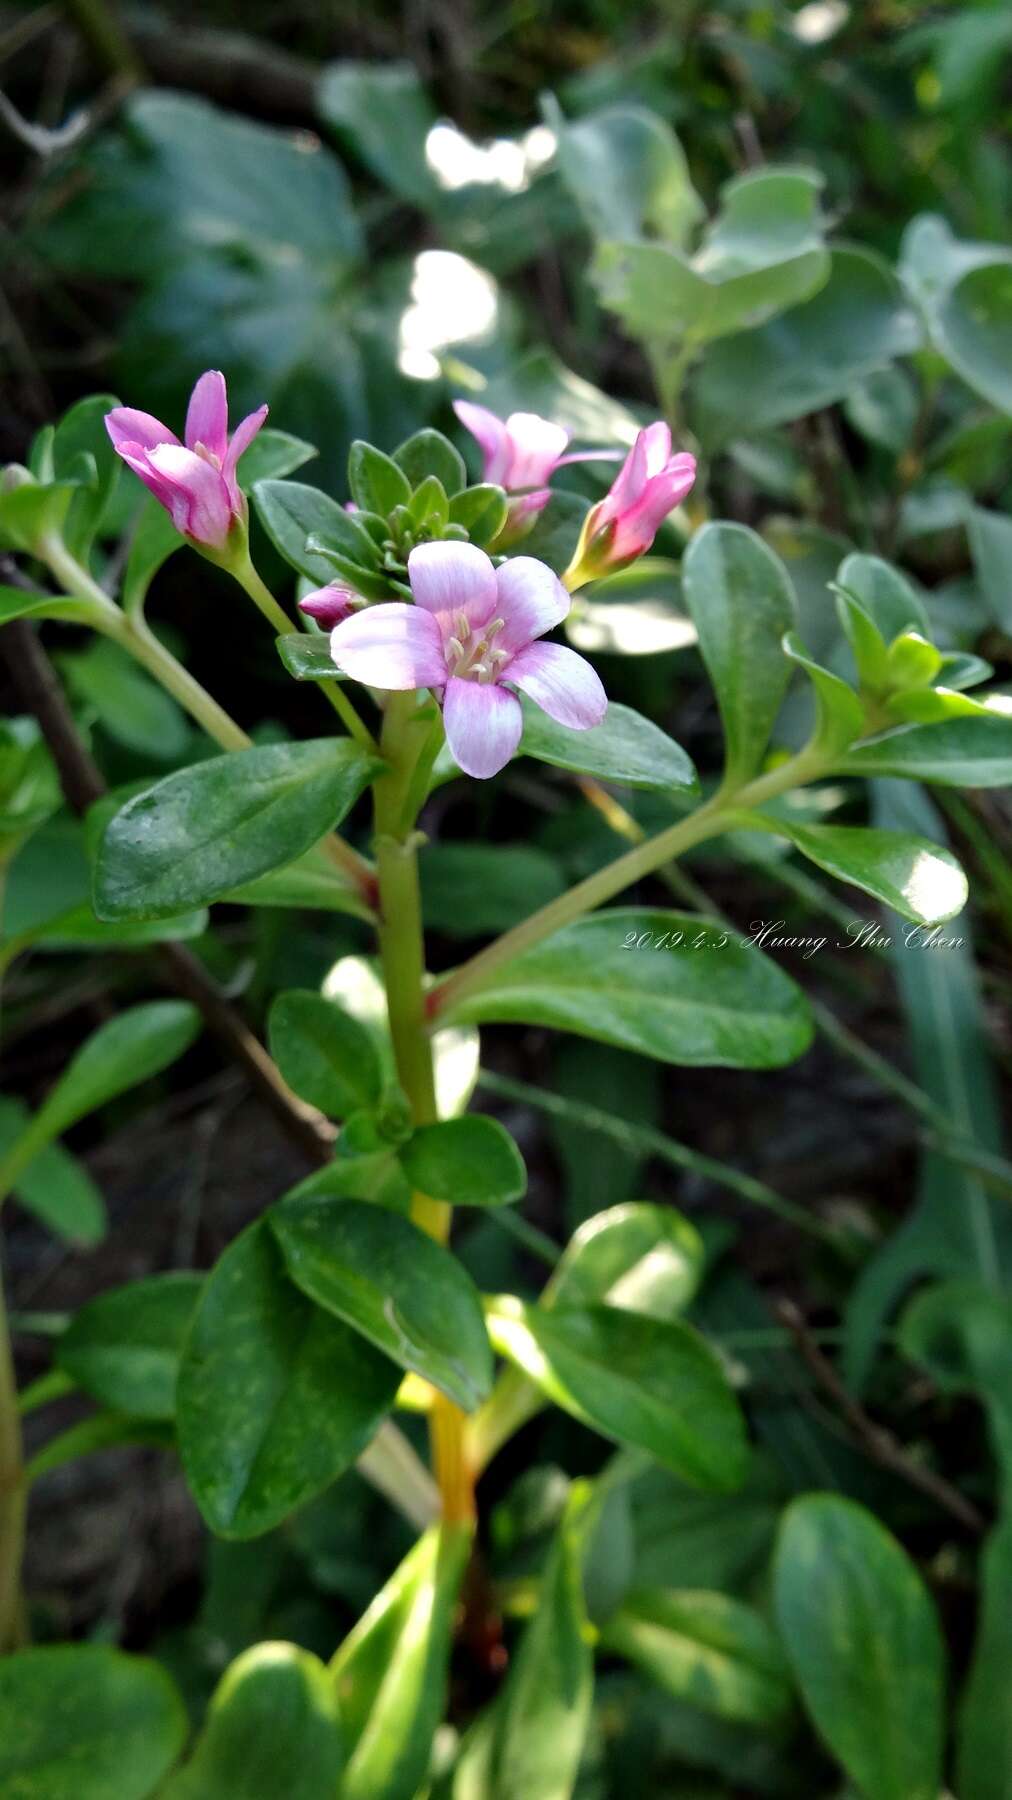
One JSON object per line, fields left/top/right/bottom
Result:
{"left": 372, "top": 693, "right": 474, "bottom": 1524}
{"left": 0, "top": 1274, "right": 27, "bottom": 1649}
{"left": 36, "top": 536, "right": 376, "bottom": 901}
{"left": 430, "top": 748, "right": 827, "bottom": 1019}
{"left": 231, "top": 555, "right": 380, "bottom": 756}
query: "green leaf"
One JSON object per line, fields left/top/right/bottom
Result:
{"left": 956, "top": 1517, "right": 1012, "bottom": 1800}
{"left": 448, "top": 484, "right": 509, "bottom": 547}
{"left": 94, "top": 739, "right": 379, "bottom": 920}
{"left": 843, "top": 365, "right": 918, "bottom": 455}
{"left": 488, "top": 1297, "right": 748, "bottom": 1489}
{"left": 694, "top": 248, "right": 921, "bottom": 446}
{"left": 252, "top": 480, "right": 379, "bottom": 586}
{"left": 419, "top": 844, "right": 565, "bottom": 937}
{"left": 59, "top": 639, "right": 190, "bottom": 761}
{"left": 782, "top": 633, "right": 864, "bottom": 757}
{"left": 844, "top": 785, "right": 1012, "bottom": 1389}
{"left": 774, "top": 1494, "right": 946, "bottom": 1800}
{"left": 0, "top": 1002, "right": 200, "bottom": 1206}
{"left": 601, "top": 1589, "right": 795, "bottom": 1728}
{"left": 442, "top": 908, "right": 813, "bottom": 1069}
{"left": 15, "top": 900, "right": 208, "bottom": 951}
{"left": 934, "top": 260, "right": 1012, "bottom": 416}
{"left": 317, "top": 59, "right": 438, "bottom": 207}
{"left": 268, "top": 990, "right": 381, "bottom": 1119}
{"left": 0, "top": 1094, "right": 106, "bottom": 1247}
{"left": 398, "top": 1116, "right": 527, "bottom": 1207}
{"left": 968, "top": 506, "right": 1012, "bottom": 633}
{"left": 836, "top": 551, "right": 929, "bottom": 640}
{"left": 237, "top": 428, "right": 317, "bottom": 487}
{"left": 0, "top": 1644, "right": 186, "bottom": 1799}
{"left": 57, "top": 1273, "right": 203, "bottom": 1420}
{"left": 160, "top": 1642, "right": 344, "bottom": 1800}
{"left": 839, "top": 714, "right": 1012, "bottom": 786}
{"left": 519, "top": 697, "right": 697, "bottom": 792}
{"left": 488, "top": 1486, "right": 594, "bottom": 1799}
{"left": 271, "top": 1195, "right": 493, "bottom": 1409}
{"left": 392, "top": 429, "right": 466, "bottom": 496}
{"left": 277, "top": 634, "right": 345, "bottom": 681}
{"left": 0, "top": 583, "right": 93, "bottom": 628}
{"left": 682, "top": 522, "right": 796, "bottom": 787}
{"left": 0, "top": 481, "right": 78, "bottom": 555}
{"left": 52, "top": 393, "right": 121, "bottom": 559}
{"left": 176, "top": 1220, "right": 399, "bottom": 1537}
{"left": 122, "top": 498, "right": 185, "bottom": 617}
{"left": 223, "top": 845, "right": 374, "bottom": 920}
{"left": 738, "top": 817, "right": 968, "bottom": 925}
{"left": 546, "top": 1202, "right": 704, "bottom": 1319}
{"left": 550, "top": 99, "right": 703, "bottom": 246}
{"left": 348, "top": 440, "right": 412, "bottom": 516}
{"left": 594, "top": 168, "right": 828, "bottom": 351}
{"left": 332, "top": 1524, "right": 472, "bottom": 1800}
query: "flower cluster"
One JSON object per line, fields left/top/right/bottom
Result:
{"left": 106, "top": 375, "right": 697, "bottom": 780}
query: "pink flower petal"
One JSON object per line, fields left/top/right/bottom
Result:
{"left": 223, "top": 403, "right": 269, "bottom": 495}
{"left": 506, "top": 640, "right": 607, "bottom": 730}
{"left": 185, "top": 370, "right": 228, "bottom": 461}
{"left": 494, "top": 556, "right": 570, "bottom": 653}
{"left": 146, "top": 444, "right": 233, "bottom": 547}
{"left": 443, "top": 677, "right": 523, "bottom": 779}
{"left": 407, "top": 541, "right": 498, "bottom": 633}
{"left": 454, "top": 400, "right": 510, "bottom": 484}
{"left": 503, "top": 412, "right": 570, "bottom": 489}
{"left": 329, "top": 603, "right": 446, "bottom": 690}
{"left": 110, "top": 442, "right": 182, "bottom": 517}
{"left": 640, "top": 420, "right": 673, "bottom": 477}
{"left": 105, "top": 408, "right": 179, "bottom": 454}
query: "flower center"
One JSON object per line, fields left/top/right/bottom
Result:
{"left": 193, "top": 441, "right": 223, "bottom": 471}
{"left": 443, "top": 612, "right": 510, "bottom": 684}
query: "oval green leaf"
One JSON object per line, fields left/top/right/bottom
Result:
{"left": 441, "top": 909, "right": 813, "bottom": 1069}
{"left": 0, "top": 1644, "right": 186, "bottom": 1800}
{"left": 94, "top": 740, "right": 380, "bottom": 920}
{"left": 774, "top": 1493, "right": 946, "bottom": 1800}
{"left": 332, "top": 1524, "right": 471, "bottom": 1800}
{"left": 546, "top": 1202, "right": 705, "bottom": 1319}
{"left": 601, "top": 1588, "right": 795, "bottom": 1728}
{"left": 268, "top": 990, "right": 382, "bottom": 1119}
{"left": 682, "top": 522, "right": 797, "bottom": 787}
{"left": 519, "top": 697, "right": 697, "bottom": 792}
{"left": 269, "top": 1196, "right": 494, "bottom": 1411}
{"left": 839, "top": 714, "right": 1012, "bottom": 786}
{"left": 57, "top": 1273, "right": 203, "bottom": 1420}
{"left": 740, "top": 816, "right": 968, "bottom": 925}
{"left": 398, "top": 1116, "right": 527, "bottom": 1207}
{"left": 160, "top": 1642, "right": 343, "bottom": 1800}
{"left": 488, "top": 1297, "right": 748, "bottom": 1490}
{"left": 176, "top": 1221, "right": 399, "bottom": 1538}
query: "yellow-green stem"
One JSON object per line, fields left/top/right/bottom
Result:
{"left": 430, "top": 748, "right": 828, "bottom": 1020}
{"left": 373, "top": 695, "right": 475, "bottom": 1523}
{"left": 231, "top": 556, "right": 380, "bottom": 756}
{"left": 36, "top": 536, "right": 376, "bottom": 900}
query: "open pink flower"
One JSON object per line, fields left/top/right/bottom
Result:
{"left": 454, "top": 400, "right": 617, "bottom": 536}
{"left": 329, "top": 541, "right": 607, "bottom": 779}
{"left": 105, "top": 371, "right": 267, "bottom": 551}
{"left": 298, "top": 583, "right": 356, "bottom": 627}
{"left": 567, "top": 423, "right": 697, "bottom": 584}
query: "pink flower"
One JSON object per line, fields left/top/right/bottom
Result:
{"left": 454, "top": 401, "right": 617, "bottom": 537}
{"left": 298, "top": 584, "right": 356, "bottom": 627}
{"left": 567, "top": 423, "right": 697, "bottom": 584}
{"left": 105, "top": 371, "right": 267, "bottom": 551}
{"left": 329, "top": 541, "right": 607, "bottom": 780}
